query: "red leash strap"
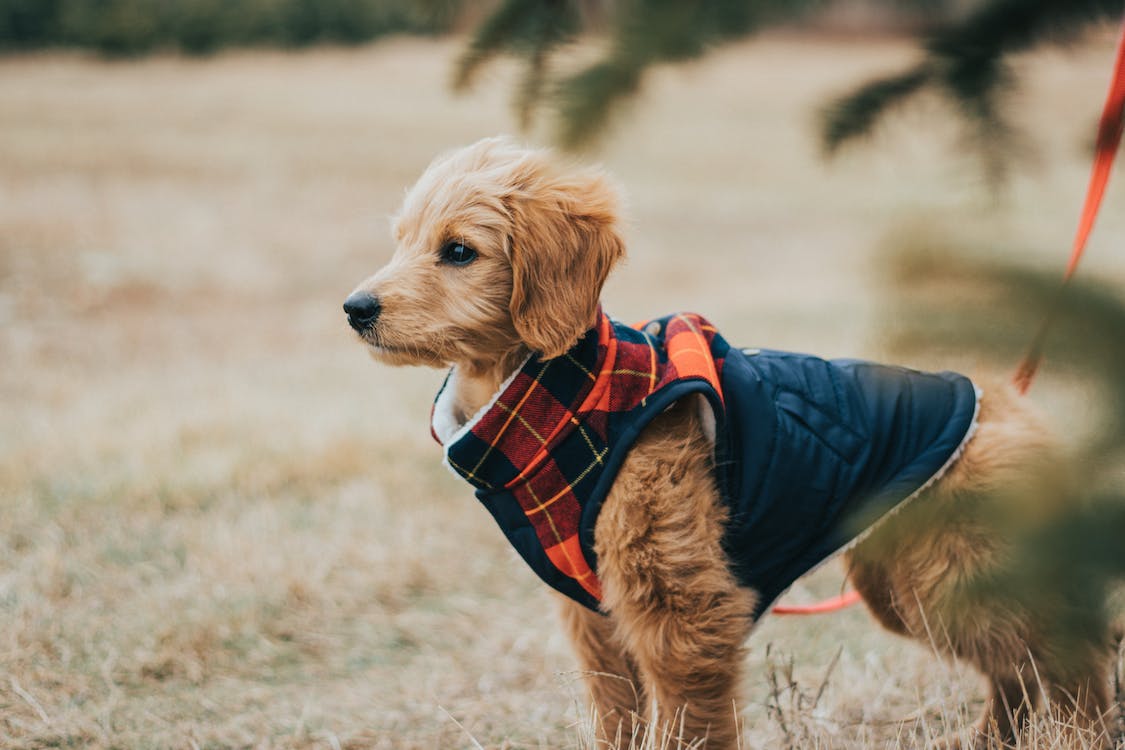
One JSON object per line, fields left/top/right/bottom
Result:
{"left": 1014, "top": 17, "right": 1125, "bottom": 395}
{"left": 772, "top": 588, "right": 862, "bottom": 616}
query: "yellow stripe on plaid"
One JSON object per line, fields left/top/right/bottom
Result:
{"left": 571, "top": 416, "right": 605, "bottom": 467}
{"left": 444, "top": 452, "right": 473, "bottom": 480}
{"left": 630, "top": 320, "right": 660, "bottom": 408}
{"left": 523, "top": 480, "right": 600, "bottom": 598}
{"left": 523, "top": 446, "right": 609, "bottom": 517}
{"left": 646, "top": 333, "right": 657, "bottom": 398}
{"left": 546, "top": 536, "right": 601, "bottom": 598}
{"left": 466, "top": 360, "right": 553, "bottom": 479}
{"left": 565, "top": 352, "right": 597, "bottom": 381}
{"left": 610, "top": 368, "right": 659, "bottom": 380}
{"left": 496, "top": 400, "right": 548, "bottom": 445}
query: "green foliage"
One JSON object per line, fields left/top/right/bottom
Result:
{"left": 889, "top": 250, "right": 1125, "bottom": 453}
{"left": 0, "top": 0, "right": 63, "bottom": 47}
{"left": 819, "top": 66, "right": 931, "bottom": 155}
{"left": 885, "top": 245, "right": 1125, "bottom": 651}
{"left": 0, "top": 0, "right": 461, "bottom": 56}
{"left": 456, "top": 0, "right": 830, "bottom": 148}
{"left": 821, "top": 0, "right": 1124, "bottom": 182}
{"left": 550, "top": 0, "right": 821, "bottom": 148}
{"left": 455, "top": 0, "right": 583, "bottom": 130}
{"left": 460, "top": 0, "right": 1124, "bottom": 166}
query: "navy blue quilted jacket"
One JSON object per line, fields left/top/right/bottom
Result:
{"left": 705, "top": 342, "right": 978, "bottom": 617}
{"left": 433, "top": 313, "right": 979, "bottom": 619}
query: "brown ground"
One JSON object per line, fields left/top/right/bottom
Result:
{"left": 1, "top": 32, "right": 1123, "bottom": 749}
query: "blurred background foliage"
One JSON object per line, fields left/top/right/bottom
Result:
{"left": 0, "top": 0, "right": 461, "bottom": 55}
{"left": 454, "top": 0, "right": 1125, "bottom": 172}
{"left": 883, "top": 245, "right": 1125, "bottom": 675}
{"left": 5, "top": 1, "right": 1121, "bottom": 177}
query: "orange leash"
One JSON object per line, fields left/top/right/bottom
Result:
{"left": 772, "top": 589, "right": 862, "bottom": 616}
{"left": 775, "top": 18, "right": 1125, "bottom": 617}
{"left": 1013, "top": 16, "right": 1125, "bottom": 395}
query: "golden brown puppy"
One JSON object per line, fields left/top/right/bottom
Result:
{"left": 344, "top": 137, "right": 1115, "bottom": 749}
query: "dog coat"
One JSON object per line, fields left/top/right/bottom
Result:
{"left": 430, "top": 311, "right": 979, "bottom": 619}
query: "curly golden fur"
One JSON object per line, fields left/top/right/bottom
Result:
{"left": 346, "top": 137, "right": 1116, "bottom": 749}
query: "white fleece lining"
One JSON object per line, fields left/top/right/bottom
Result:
{"left": 754, "top": 382, "right": 984, "bottom": 625}
{"left": 431, "top": 356, "right": 533, "bottom": 476}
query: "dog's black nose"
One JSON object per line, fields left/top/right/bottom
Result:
{"left": 343, "top": 292, "right": 381, "bottom": 332}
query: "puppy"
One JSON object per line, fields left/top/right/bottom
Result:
{"left": 345, "top": 137, "right": 1115, "bottom": 749}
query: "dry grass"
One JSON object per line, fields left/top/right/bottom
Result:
{"left": 1, "top": 33, "right": 1123, "bottom": 749}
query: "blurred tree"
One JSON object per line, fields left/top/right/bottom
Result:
{"left": 0, "top": 0, "right": 63, "bottom": 47}
{"left": 0, "top": 0, "right": 463, "bottom": 56}
{"left": 882, "top": 247, "right": 1125, "bottom": 681}
{"left": 457, "top": 0, "right": 1124, "bottom": 175}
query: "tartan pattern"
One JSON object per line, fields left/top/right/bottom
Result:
{"left": 436, "top": 310, "right": 729, "bottom": 603}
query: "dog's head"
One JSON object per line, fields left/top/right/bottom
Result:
{"left": 344, "top": 137, "right": 625, "bottom": 371}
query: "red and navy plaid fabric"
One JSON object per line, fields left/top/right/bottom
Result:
{"left": 433, "top": 310, "right": 729, "bottom": 605}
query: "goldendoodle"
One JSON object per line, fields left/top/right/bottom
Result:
{"left": 344, "top": 137, "right": 1115, "bottom": 749}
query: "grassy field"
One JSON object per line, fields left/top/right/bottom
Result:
{"left": 1, "top": 33, "right": 1124, "bottom": 749}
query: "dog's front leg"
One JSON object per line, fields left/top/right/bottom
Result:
{"left": 593, "top": 402, "right": 756, "bottom": 749}
{"left": 558, "top": 597, "right": 646, "bottom": 743}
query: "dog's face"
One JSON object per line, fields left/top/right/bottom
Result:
{"left": 344, "top": 137, "right": 625, "bottom": 371}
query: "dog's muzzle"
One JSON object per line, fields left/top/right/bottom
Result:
{"left": 343, "top": 292, "right": 381, "bottom": 333}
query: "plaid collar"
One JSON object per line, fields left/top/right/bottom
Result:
{"left": 432, "top": 313, "right": 610, "bottom": 491}
{"left": 430, "top": 310, "right": 726, "bottom": 606}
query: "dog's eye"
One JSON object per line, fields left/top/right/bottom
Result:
{"left": 441, "top": 242, "right": 477, "bottom": 266}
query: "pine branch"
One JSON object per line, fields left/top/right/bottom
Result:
{"left": 453, "top": 0, "right": 579, "bottom": 93}
{"left": 556, "top": 0, "right": 833, "bottom": 148}
{"left": 554, "top": 59, "right": 642, "bottom": 150}
{"left": 458, "top": 0, "right": 828, "bottom": 149}
{"left": 820, "top": 64, "right": 931, "bottom": 155}
{"left": 821, "top": 0, "right": 1123, "bottom": 171}
{"left": 461, "top": 0, "right": 1124, "bottom": 170}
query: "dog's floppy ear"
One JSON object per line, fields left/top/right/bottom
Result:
{"left": 506, "top": 165, "right": 625, "bottom": 359}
